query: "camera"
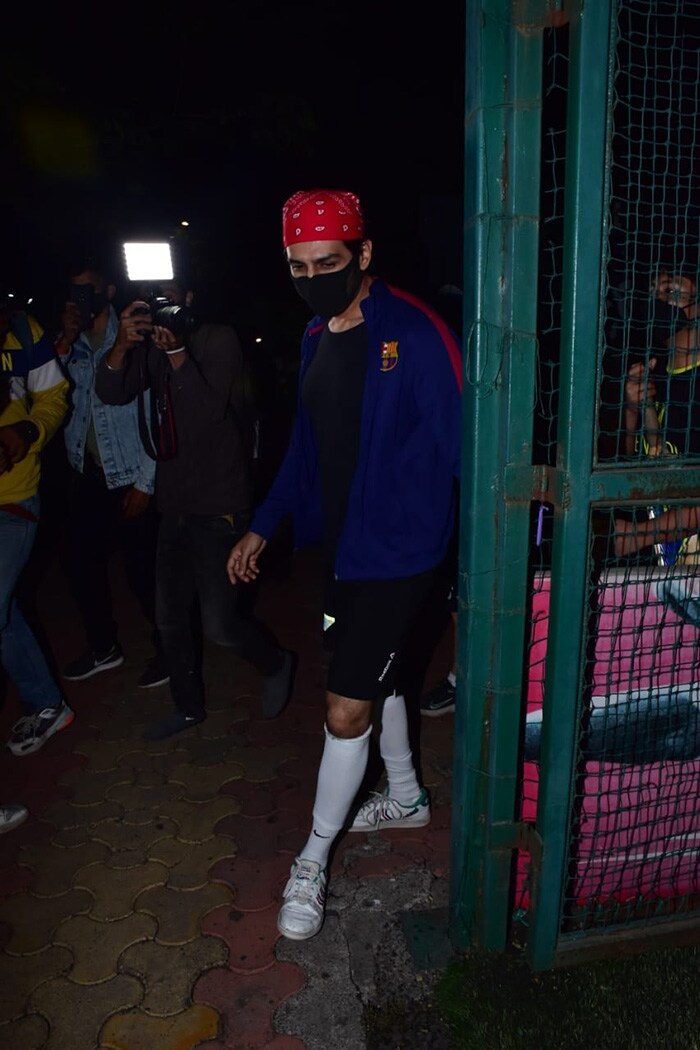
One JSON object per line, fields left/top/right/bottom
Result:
{"left": 122, "top": 242, "right": 194, "bottom": 342}
{"left": 70, "top": 283, "right": 97, "bottom": 329}
{"left": 133, "top": 295, "right": 194, "bottom": 341}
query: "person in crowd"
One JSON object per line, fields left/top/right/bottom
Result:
{"left": 419, "top": 585, "right": 458, "bottom": 717}
{"left": 617, "top": 267, "right": 700, "bottom": 561}
{"left": 227, "top": 188, "right": 463, "bottom": 941}
{"left": 55, "top": 258, "right": 167, "bottom": 689}
{"left": 94, "top": 276, "right": 296, "bottom": 741}
{"left": 1, "top": 292, "right": 73, "bottom": 756}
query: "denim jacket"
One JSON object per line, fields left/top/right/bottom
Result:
{"left": 61, "top": 306, "right": 156, "bottom": 493}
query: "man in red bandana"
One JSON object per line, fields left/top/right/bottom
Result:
{"left": 227, "top": 189, "right": 463, "bottom": 941}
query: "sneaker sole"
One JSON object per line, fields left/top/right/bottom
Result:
{"left": 137, "top": 676, "right": 170, "bottom": 690}
{"left": 63, "top": 655, "right": 125, "bottom": 681}
{"left": 349, "top": 809, "right": 431, "bottom": 833}
{"left": 7, "top": 708, "right": 76, "bottom": 757}
{"left": 420, "top": 704, "right": 455, "bottom": 718}
{"left": 277, "top": 916, "right": 324, "bottom": 940}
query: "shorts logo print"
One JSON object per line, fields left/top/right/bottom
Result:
{"left": 378, "top": 651, "right": 396, "bottom": 682}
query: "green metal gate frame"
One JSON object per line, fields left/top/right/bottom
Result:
{"left": 450, "top": 0, "right": 700, "bottom": 970}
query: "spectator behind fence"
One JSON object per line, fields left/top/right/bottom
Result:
{"left": 227, "top": 188, "right": 463, "bottom": 942}
{"left": 1, "top": 293, "right": 74, "bottom": 758}
{"left": 617, "top": 268, "right": 700, "bottom": 560}
{"left": 54, "top": 258, "right": 167, "bottom": 690}
{"left": 94, "top": 278, "right": 296, "bottom": 741}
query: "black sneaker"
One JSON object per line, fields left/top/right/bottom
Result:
{"left": 63, "top": 644, "right": 125, "bottom": 682}
{"left": 7, "top": 702, "right": 75, "bottom": 756}
{"left": 137, "top": 656, "right": 170, "bottom": 689}
{"left": 142, "top": 711, "right": 204, "bottom": 741}
{"left": 420, "top": 676, "right": 456, "bottom": 717}
{"left": 261, "top": 651, "right": 297, "bottom": 719}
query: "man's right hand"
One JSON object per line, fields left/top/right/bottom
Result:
{"left": 114, "top": 301, "right": 153, "bottom": 351}
{"left": 624, "top": 358, "right": 657, "bottom": 410}
{"left": 227, "top": 531, "right": 267, "bottom": 584}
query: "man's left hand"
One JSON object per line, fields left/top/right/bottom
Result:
{"left": 122, "top": 487, "right": 151, "bottom": 519}
{"left": 0, "top": 424, "right": 31, "bottom": 471}
{"left": 151, "top": 327, "right": 183, "bottom": 353}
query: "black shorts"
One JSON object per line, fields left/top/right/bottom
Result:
{"left": 323, "top": 568, "right": 437, "bottom": 701}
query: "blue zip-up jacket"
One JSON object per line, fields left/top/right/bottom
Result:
{"left": 251, "top": 279, "right": 462, "bottom": 580}
{"left": 60, "top": 306, "right": 156, "bottom": 494}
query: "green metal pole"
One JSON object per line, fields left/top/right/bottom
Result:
{"left": 451, "top": 0, "right": 543, "bottom": 952}
{"left": 526, "top": 0, "right": 614, "bottom": 971}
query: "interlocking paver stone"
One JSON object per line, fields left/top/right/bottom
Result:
{"left": 214, "top": 813, "right": 293, "bottom": 860}
{"left": 73, "top": 740, "right": 146, "bottom": 771}
{"left": 167, "top": 763, "right": 245, "bottom": 800}
{"left": 119, "top": 937, "right": 228, "bottom": 1015}
{"left": 209, "top": 855, "right": 291, "bottom": 911}
{"left": 29, "top": 974, "right": 143, "bottom": 1050}
{"left": 0, "top": 863, "right": 35, "bottom": 897}
{"left": 148, "top": 836, "right": 237, "bottom": 889}
{"left": 0, "top": 1013, "right": 49, "bottom": 1050}
{"left": 92, "top": 816, "right": 179, "bottom": 855}
{"left": 106, "top": 781, "right": 185, "bottom": 810}
{"left": 0, "top": 889, "right": 92, "bottom": 954}
{"left": 100, "top": 1003, "right": 220, "bottom": 1048}
{"left": 43, "top": 800, "right": 123, "bottom": 832}
{"left": 132, "top": 749, "right": 190, "bottom": 775}
{"left": 136, "top": 883, "right": 233, "bottom": 945}
{"left": 57, "top": 767, "right": 133, "bottom": 803}
{"left": 218, "top": 742, "right": 300, "bottom": 780}
{"left": 18, "top": 839, "right": 110, "bottom": 895}
{"left": 193, "top": 708, "right": 249, "bottom": 740}
{"left": 0, "top": 945, "right": 73, "bottom": 1018}
{"left": 202, "top": 902, "right": 280, "bottom": 973}
{"left": 194, "top": 962, "right": 306, "bottom": 1049}
{"left": 55, "top": 912, "right": 157, "bottom": 982}
{"left": 74, "top": 861, "right": 169, "bottom": 920}
{"left": 157, "top": 798, "right": 241, "bottom": 841}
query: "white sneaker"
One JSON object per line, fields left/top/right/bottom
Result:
{"left": 7, "top": 702, "right": 75, "bottom": 757}
{"left": 349, "top": 788, "right": 431, "bottom": 832}
{"left": 277, "top": 857, "right": 327, "bottom": 941}
{"left": 0, "top": 804, "right": 29, "bottom": 834}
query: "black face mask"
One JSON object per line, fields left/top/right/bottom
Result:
{"left": 292, "top": 256, "right": 363, "bottom": 318}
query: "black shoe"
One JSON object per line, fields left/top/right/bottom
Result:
{"left": 63, "top": 644, "right": 125, "bottom": 682}
{"left": 142, "top": 711, "right": 205, "bottom": 741}
{"left": 137, "top": 657, "right": 170, "bottom": 689}
{"left": 420, "top": 676, "right": 456, "bottom": 717}
{"left": 261, "top": 651, "right": 297, "bottom": 719}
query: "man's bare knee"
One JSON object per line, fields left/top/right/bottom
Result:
{"left": 326, "top": 691, "right": 373, "bottom": 739}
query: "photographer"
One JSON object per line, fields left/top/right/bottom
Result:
{"left": 54, "top": 260, "right": 166, "bottom": 689}
{"left": 95, "top": 293, "right": 295, "bottom": 740}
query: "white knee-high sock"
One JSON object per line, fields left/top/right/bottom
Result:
{"left": 380, "top": 692, "right": 421, "bottom": 805}
{"left": 300, "top": 723, "right": 371, "bottom": 867}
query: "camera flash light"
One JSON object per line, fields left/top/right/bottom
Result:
{"left": 122, "top": 242, "right": 174, "bottom": 282}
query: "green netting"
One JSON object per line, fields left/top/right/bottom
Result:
{"left": 518, "top": 3, "right": 700, "bottom": 944}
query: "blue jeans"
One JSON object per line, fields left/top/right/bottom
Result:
{"left": 0, "top": 495, "right": 62, "bottom": 712}
{"left": 156, "top": 512, "right": 283, "bottom": 719}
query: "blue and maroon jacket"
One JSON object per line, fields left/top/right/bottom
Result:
{"left": 251, "top": 278, "right": 463, "bottom": 580}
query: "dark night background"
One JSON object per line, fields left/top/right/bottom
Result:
{"left": 2, "top": 1, "right": 466, "bottom": 349}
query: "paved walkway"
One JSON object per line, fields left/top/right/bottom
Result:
{"left": 0, "top": 543, "right": 455, "bottom": 1050}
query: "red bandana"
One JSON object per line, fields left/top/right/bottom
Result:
{"left": 282, "top": 189, "right": 365, "bottom": 247}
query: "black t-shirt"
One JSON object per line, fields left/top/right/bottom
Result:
{"left": 656, "top": 363, "right": 700, "bottom": 455}
{"left": 302, "top": 322, "right": 368, "bottom": 555}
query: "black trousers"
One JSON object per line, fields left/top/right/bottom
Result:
{"left": 155, "top": 511, "right": 283, "bottom": 718}
{"left": 61, "top": 463, "right": 160, "bottom": 654}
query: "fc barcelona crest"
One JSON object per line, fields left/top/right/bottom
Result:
{"left": 380, "top": 341, "right": 399, "bottom": 372}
